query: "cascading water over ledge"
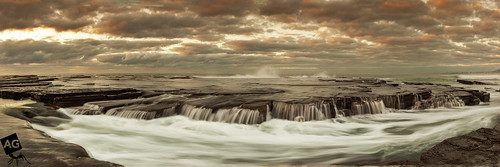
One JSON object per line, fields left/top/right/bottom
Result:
{"left": 412, "top": 94, "right": 465, "bottom": 110}
{"left": 351, "top": 99, "right": 388, "bottom": 115}
{"left": 106, "top": 106, "right": 176, "bottom": 120}
{"left": 271, "top": 101, "right": 337, "bottom": 121}
{"left": 64, "top": 103, "right": 104, "bottom": 115}
{"left": 180, "top": 104, "right": 214, "bottom": 121}
{"left": 180, "top": 104, "right": 264, "bottom": 124}
{"left": 61, "top": 91, "right": 484, "bottom": 123}
{"left": 212, "top": 108, "right": 263, "bottom": 124}
{"left": 15, "top": 75, "right": 485, "bottom": 124}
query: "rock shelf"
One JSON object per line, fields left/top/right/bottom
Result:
{"left": 0, "top": 75, "right": 490, "bottom": 124}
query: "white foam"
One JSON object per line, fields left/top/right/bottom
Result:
{"left": 32, "top": 105, "right": 500, "bottom": 167}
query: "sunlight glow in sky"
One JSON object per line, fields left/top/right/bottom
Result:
{"left": 0, "top": 0, "right": 499, "bottom": 75}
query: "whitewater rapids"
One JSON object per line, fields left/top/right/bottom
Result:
{"left": 26, "top": 72, "right": 500, "bottom": 166}
{"left": 32, "top": 102, "right": 500, "bottom": 167}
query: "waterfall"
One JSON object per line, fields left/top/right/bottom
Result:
{"left": 412, "top": 94, "right": 465, "bottom": 110}
{"left": 212, "top": 108, "right": 263, "bottom": 124}
{"left": 106, "top": 109, "right": 157, "bottom": 120}
{"left": 351, "top": 99, "right": 387, "bottom": 115}
{"left": 180, "top": 104, "right": 263, "bottom": 124}
{"left": 105, "top": 106, "right": 176, "bottom": 120}
{"left": 180, "top": 104, "right": 214, "bottom": 121}
{"left": 332, "top": 100, "right": 341, "bottom": 117}
{"left": 272, "top": 101, "right": 335, "bottom": 121}
{"left": 65, "top": 103, "right": 104, "bottom": 115}
{"left": 380, "top": 95, "right": 404, "bottom": 109}
{"left": 266, "top": 105, "right": 272, "bottom": 121}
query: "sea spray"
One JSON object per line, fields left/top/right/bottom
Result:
{"left": 195, "top": 66, "right": 280, "bottom": 78}
{"left": 254, "top": 65, "right": 279, "bottom": 78}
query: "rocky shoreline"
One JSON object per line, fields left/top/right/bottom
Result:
{"left": 0, "top": 75, "right": 490, "bottom": 123}
{"left": 372, "top": 122, "right": 500, "bottom": 166}
{"left": 0, "top": 111, "right": 121, "bottom": 167}
{"left": 0, "top": 74, "right": 496, "bottom": 166}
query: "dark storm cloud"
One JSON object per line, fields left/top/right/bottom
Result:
{"left": 187, "top": 0, "right": 256, "bottom": 16}
{"left": 227, "top": 40, "right": 306, "bottom": 52}
{"left": 259, "top": 0, "right": 303, "bottom": 16}
{"left": 95, "top": 12, "right": 261, "bottom": 38}
{"left": 95, "top": 52, "right": 320, "bottom": 70}
{"left": 0, "top": 0, "right": 112, "bottom": 31}
{"left": 95, "top": 13, "right": 205, "bottom": 38}
{"left": 1, "top": 0, "right": 499, "bottom": 73}
{"left": 0, "top": 39, "right": 100, "bottom": 64}
{"left": 0, "top": 39, "right": 180, "bottom": 64}
{"left": 69, "top": 39, "right": 180, "bottom": 50}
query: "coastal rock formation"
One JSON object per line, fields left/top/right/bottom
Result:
{"left": 0, "top": 75, "right": 491, "bottom": 124}
{"left": 377, "top": 123, "right": 500, "bottom": 166}
{"left": 420, "top": 128, "right": 500, "bottom": 165}
{"left": 0, "top": 111, "right": 121, "bottom": 167}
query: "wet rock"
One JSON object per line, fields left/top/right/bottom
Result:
{"left": 66, "top": 75, "right": 92, "bottom": 79}
{"left": 0, "top": 75, "right": 491, "bottom": 123}
{"left": 465, "top": 89, "right": 490, "bottom": 102}
{"left": 419, "top": 128, "right": 500, "bottom": 165}
{"left": 169, "top": 76, "right": 192, "bottom": 79}
{"left": 0, "top": 112, "right": 121, "bottom": 167}
{"left": 0, "top": 75, "right": 54, "bottom": 88}
{"left": 2, "top": 107, "right": 71, "bottom": 127}
{"left": 376, "top": 122, "right": 500, "bottom": 166}
{"left": 452, "top": 91, "right": 481, "bottom": 105}
{"left": 403, "top": 82, "right": 434, "bottom": 85}
{"left": 32, "top": 88, "right": 144, "bottom": 107}
{"left": 240, "top": 101, "right": 271, "bottom": 115}
{"left": 457, "top": 79, "right": 497, "bottom": 85}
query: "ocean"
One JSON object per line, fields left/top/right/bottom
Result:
{"left": 3, "top": 72, "right": 500, "bottom": 167}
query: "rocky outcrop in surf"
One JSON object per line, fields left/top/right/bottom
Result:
{"left": 376, "top": 122, "right": 500, "bottom": 166}
{"left": 0, "top": 75, "right": 491, "bottom": 124}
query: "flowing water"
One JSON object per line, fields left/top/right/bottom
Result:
{"left": 7, "top": 73, "right": 500, "bottom": 166}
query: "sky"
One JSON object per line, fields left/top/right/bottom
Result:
{"left": 0, "top": 0, "right": 499, "bottom": 75}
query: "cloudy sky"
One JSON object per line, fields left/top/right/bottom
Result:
{"left": 0, "top": 0, "right": 499, "bottom": 75}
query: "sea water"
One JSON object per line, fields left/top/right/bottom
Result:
{"left": 16, "top": 73, "right": 500, "bottom": 166}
